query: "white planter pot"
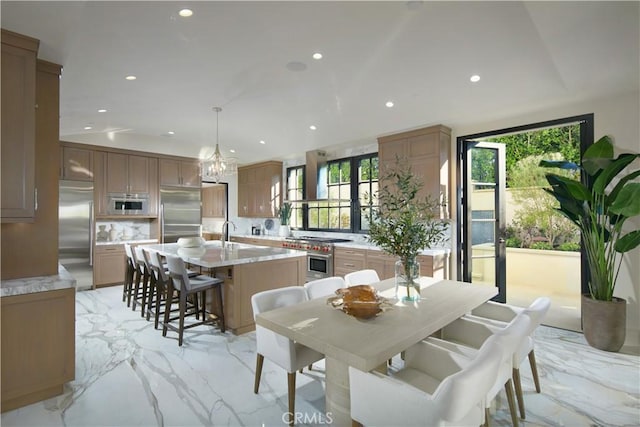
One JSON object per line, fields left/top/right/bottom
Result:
{"left": 279, "top": 225, "right": 291, "bottom": 237}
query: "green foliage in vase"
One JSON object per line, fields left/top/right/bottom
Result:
{"left": 540, "top": 135, "right": 640, "bottom": 301}
{"left": 277, "top": 202, "right": 292, "bottom": 226}
{"left": 366, "top": 157, "right": 448, "bottom": 281}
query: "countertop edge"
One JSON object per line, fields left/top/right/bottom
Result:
{"left": 0, "top": 264, "right": 77, "bottom": 298}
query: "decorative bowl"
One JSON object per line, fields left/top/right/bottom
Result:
{"left": 327, "top": 284, "right": 386, "bottom": 320}
{"left": 177, "top": 237, "right": 205, "bottom": 248}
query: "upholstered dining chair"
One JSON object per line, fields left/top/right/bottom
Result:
{"left": 349, "top": 331, "right": 503, "bottom": 427}
{"left": 467, "top": 297, "right": 551, "bottom": 419}
{"left": 344, "top": 269, "right": 380, "bottom": 286}
{"left": 303, "top": 276, "right": 345, "bottom": 299}
{"left": 122, "top": 244, "right": 136, "bottom": 307}
{"left": 251, "top": 286, "right": 325, "bottom": 426}
{"left": 426, "top": 311, "right": 533, "bottom": 426}
{"left": 164, "top": 255, "right": 225, "bottom": 346}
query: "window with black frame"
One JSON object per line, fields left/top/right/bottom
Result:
{"left": 287, "top": 153, "right": 379, "bottom": 233}
{"left": 286, "top": 166, "right": 305, "bottom": 229}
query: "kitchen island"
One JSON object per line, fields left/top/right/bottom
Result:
{"left": 143, "top": 241, "right": 306, "bottom": 335}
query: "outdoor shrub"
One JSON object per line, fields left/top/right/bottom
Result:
{"left": 557, "top": 242, "right": 580, "bottom": 252}
{"left": 505, "top": 237, "right": 522, "bottom": 248}
{"left": 530, "top": 241, "right": 554, "bottom": 250}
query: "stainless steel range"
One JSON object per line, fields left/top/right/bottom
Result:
{"left": 282, "top": 236, "right": 351, "bottom": 281}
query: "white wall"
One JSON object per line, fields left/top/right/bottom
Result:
{"left": 449, "top": 89, "right": 640, "bottom": 347}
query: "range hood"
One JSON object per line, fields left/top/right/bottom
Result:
{"left": 304, "top": 149, "right": 327, "bottom": 201}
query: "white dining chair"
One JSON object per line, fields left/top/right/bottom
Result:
{"left": 425, "top": 311, "right": 532, "bottom": 426}
{"left": 251, "top": 286, "right": 325, "bottom": 426}
{"left": 349, "top": 332, "right": 503, "bottom": 427}
{"left": 344, "top": 269, "right": 380, "bottom": 286}
{"left": 466, "top": 297, "right": 551, "bottom": 418}
{"left": 303, "top": 276, "right": 345, "bottom": 299}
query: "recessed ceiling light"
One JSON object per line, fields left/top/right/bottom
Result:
{"left": 385, "top": 101, "right": 394, "bottom": 108}
{"left": 98, "top": 109, "right": 107, "bottom": 113}
{"left": 259, "top": 140, "right": 266, "bottom": 145}
{"left": 84, "top": 126, "right": 92, "bottom": 130}
{"left": 470, "top": 74, "right": 481, "bottom": 83}
{"left": 309, "top": 125, "right": 317, "bottom": 130}
{"left": 312, "top": 52, "right": 323, "bottom": 60}
{"left": 229, "top": 149, "right": 236, "bottom": 153}
{"left": 125, "top": 75, "right": 137, "bottom": 81}
{"left": 178, "top": 9, "right": 193, "bottom": 17}
{"left": 167, "top": 131, "right": 175, "bottom": 135}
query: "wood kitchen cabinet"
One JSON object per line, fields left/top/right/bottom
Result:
{"left": 60, "top": 144, "right": 93, "bottom": 181}
{"left": 159, "top": 158, "right": 201, "bottom": 188}
{"left": 230, "top": 236, "right": 283, "bottom": 248}
{"left": 1, "top": 287, "right": 75, "bottom": 412}
{"left": 93, "top": 244, "right": 125, "bottom": 288}
{"left": 1, "top": 30, "right": 38, "bottom": 222}
{"left": 106, "top": 153, "right": 152, "bottom": 194}
{"left": 202, "top": 185, "right": 226, "bottom": 218}
{"left": 237, "top": 161, "right": 282, "bottom": 218}
{"left": 333, "top": 247, "right": 367, "bottom": 277}
{"left": 378, "top": 124, "right": 451, "bottom": 218}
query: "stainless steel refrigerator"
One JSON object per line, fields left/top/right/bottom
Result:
{"left": 160, "top": 187, "right": 202, "bottom": 243}
{"left": 59, "top": 180, "right": 94, "bottom": 267}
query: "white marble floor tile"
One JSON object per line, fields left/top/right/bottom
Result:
{"left": 2, "top": 286, "right": 639, "bottom": 427}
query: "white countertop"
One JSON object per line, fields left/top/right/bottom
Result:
{"left": 0, "top": 264, "right": 77, "bottom": 297}
{"left": 228, "top": 233, "right": 450, "bottom": 255}
{"left": 141, "top": 241, "right": 306, "bottom": 269}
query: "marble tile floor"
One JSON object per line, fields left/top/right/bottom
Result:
{"left": 2, "top": 286, "right": 639, "bottom": 427}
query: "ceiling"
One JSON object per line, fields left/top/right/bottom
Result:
{"left": 2, "top": 1, "right": 638, "bottom": 166}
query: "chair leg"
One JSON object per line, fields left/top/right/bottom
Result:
{"left": 287, "top": 372, "right": 296, "bottom": 427}
{"left": 154, "top": 286, "right": 162, "bottom": 329}
{"left": 216, "top": 285, "right": 226, "bottom": 333}
{"left": 162, "top": 285, "right": 174, "bottom": 337}
{"left": 130, "top": 269, "right": 140, "bottom": 309}
{"left": 140, "top": 270, "right": 149, "bottom": 318}
{"left": 513, "top": 367, "right": 526, "bottom": 419}
{"left": 528, "top": 350, "right": 541, "bottom": 393}
{"left": 254, "top": 354, "right": 264, "bottom": 394}
{"left": 178, "top": 291, "right": 187, "bottom": 346}
{"left": 484, "top": 407, "right": 491, "bottom": 427}
{"left": 504, "top": 378, "right": 519, "bottom": 427}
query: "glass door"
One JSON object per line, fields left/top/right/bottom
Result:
{"left": 461, "top": 141, "right": 507, "bottom": 302}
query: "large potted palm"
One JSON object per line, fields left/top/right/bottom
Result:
{"left": 540, "top": 135, "right": 640, "bottom": 351}
{"left": 367, "top": 158, "right": 447, "bottom": 302}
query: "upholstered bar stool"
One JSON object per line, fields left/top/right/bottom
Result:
{"left": 164, "top": 255, "right": 225, "bottom": 346}
{"left": 122, "top": 244, "right": 136, "bottom": 307}
{"left": 131, "top": 246, "right": 151, "bottom": 316}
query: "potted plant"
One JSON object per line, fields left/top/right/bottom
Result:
{"left": 367, "top": 158, "right": 448, "bottom": 302}
{"left": 540, "top": 135, "right": 640, "bottom": 351}
{"left": 277, "top": 202, "right": 293, "bottom": 237}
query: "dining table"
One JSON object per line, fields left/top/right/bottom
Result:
{"left": 255, "top": 276, "right": 498, "bottom": 426}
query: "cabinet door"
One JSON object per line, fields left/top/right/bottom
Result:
{"left": 201, "top": 186, "right": 215, "bottom": 217}
{"left": 1, "top": 39, "right": 37, "bottom": 221}
{"left": 127, "top": 155, "right": 150, "bottom": 194}
{"left": 238, "top": 183, "right": 250, "bottom": 217}
{"left": 180, "top": 161, "right": 201, "bottom": 188}
{"left": 159, "top": 159, "right": 181, "bottom": 186}
{"left": 62, "top": 146, "right": 93, "bottom": 181}
{"left": 106, "top": 153, "right": 128, "bottom": 193}
{"left": 93, "top": 247, "right": 125, "bottom": 287}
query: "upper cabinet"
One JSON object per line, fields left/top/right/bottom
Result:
{"left": 238, "top": 161, "right": 282, "bottom": 218}
{"left": 106, "top": 153, "right": 152, "bottom": 194}
{"left": 202, "top": 185, "right": 226, "bottom": 218}
{"left": 1, "top": 30, "right": 38, "bottom": 222}
{"left": 159, "top": 159, "right": 201, "bottom": 188}
{"left": 60, "top": 145, "right": 93, "bottom": 181}
{"left": 378, "top": 124, "right": 451, "bottom": 218}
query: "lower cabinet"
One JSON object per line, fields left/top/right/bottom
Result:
{"left": 93, "top": 244, "right": 125, "bottom": 288}
{"left": 334, "top": 246, "right": 449, "bottom": 280}
{"left": 230, "top": 236, "right": 282, "bottom": 248}
{"left": 1, "top": 288, "right": 75, "bottom": 412}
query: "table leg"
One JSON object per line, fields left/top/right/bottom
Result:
{"left": 325, "top": 357, "right": 351, "bottom": 426}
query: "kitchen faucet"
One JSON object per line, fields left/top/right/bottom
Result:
{"left": 221, "top": 220, "right": 237, "bottom": 249}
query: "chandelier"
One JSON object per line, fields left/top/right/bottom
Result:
{"left": 202, "top": 107, "right": 237, "bottom": 183}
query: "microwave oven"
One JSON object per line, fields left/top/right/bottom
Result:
{"left": 107, "top": 193, "right": 149, "bottom": 215}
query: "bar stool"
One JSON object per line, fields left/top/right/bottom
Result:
{"left": 122, "top": 244, "right": 136, "bottom": 307}
{"left": 164, "top": 255, "right": 226, "bottom": 346}
{"left": 131, "top": 246, "right": 151, "bottom": 316}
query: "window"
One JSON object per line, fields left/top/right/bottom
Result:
{"left": 286, "top": 166, "right": 305, "bottom": 229}
{"left": 287, "top": 153, "right": 378, "bottom": 233}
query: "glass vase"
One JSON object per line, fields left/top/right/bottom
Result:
{"left": 395, "top": 258, "right": 421, "bottom": 302}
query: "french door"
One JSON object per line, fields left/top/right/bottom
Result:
{"left": 461, "top": 141, "right": 507, "bottom": 302}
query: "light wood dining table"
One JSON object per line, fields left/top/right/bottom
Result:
{"left": 255, "top": 276, "right": 498, "bottom": 426}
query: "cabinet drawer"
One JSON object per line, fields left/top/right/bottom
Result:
{"left": 334, "top": 247, "right": 366, "bottom": 259}
{"left": 334, "top": 256, "right": 365, "bottom": 272}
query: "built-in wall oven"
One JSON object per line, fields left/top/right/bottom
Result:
{"left": 282, "top": 236, "right": 351, "bottom": 281}
{"left": 107, "top": 193, "right": 149, "bottom": 215}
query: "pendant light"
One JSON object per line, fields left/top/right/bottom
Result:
{"left": 203, "top": 107, "right": 236, "bottom": 183}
